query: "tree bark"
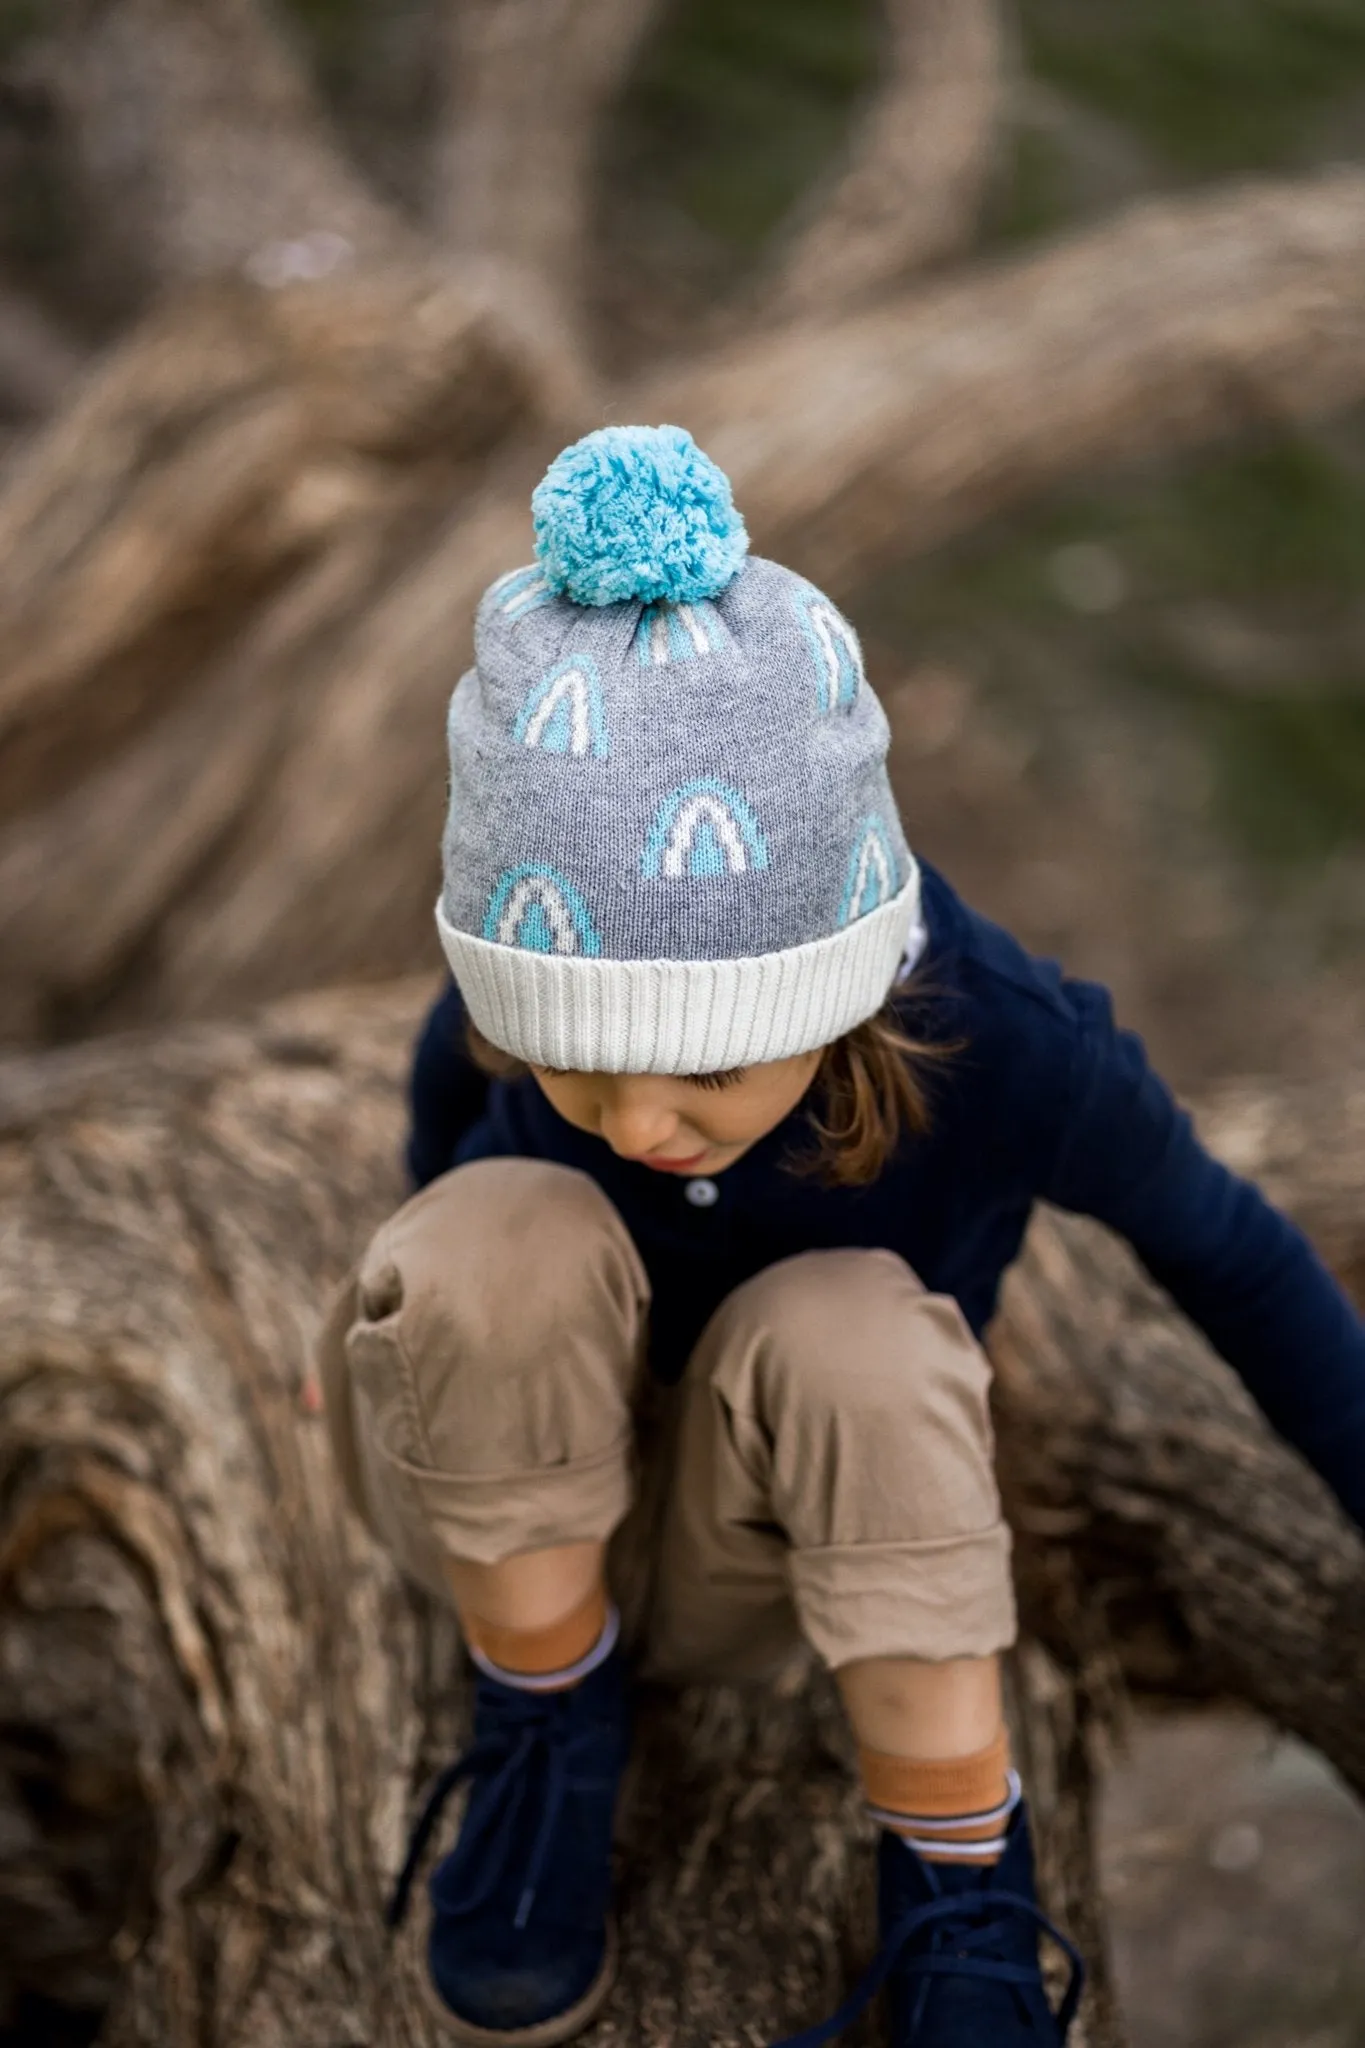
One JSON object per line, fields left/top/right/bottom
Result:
{"left": 0, "top": 265, "right": 577, "bottom": 1043}
{"left": 662, "top": 166, "right": 1365, "bottom": 587}
{"left": 0, "top": 268, "right": 556, "bottom": 818}
{"left": 0, "top": 283, "right": 86, "bottom": 423}
{"left": 432, "top": 0, "right": 663, "bottom": 356}
{"left": 761, "top": 0, "right": 1006, "bottom": 320}
{"left": 22, "top": 0, "right": 406, "bottom": 293}
{"left": 0, "top": 989, "right": 1360, "bottom": 2044}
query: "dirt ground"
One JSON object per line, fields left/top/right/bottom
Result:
{"left": 1099, "top": 1710, "right": 1365, "bottom": 2048}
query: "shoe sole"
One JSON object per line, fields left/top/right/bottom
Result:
{"left": 417, "top": 1919, "right": 619, "bottom": 2047}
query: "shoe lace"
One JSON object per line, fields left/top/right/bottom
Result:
{"left": 385, "top": 1688, "right": 593, "bottom": 1936}
{"left": 767, "top": 1887, "right": 1085, "bottom": 2048}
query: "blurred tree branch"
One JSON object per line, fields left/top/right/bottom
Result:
{"left": 432, "top": 0, "right": 664, "bottom": 356}
{"left": 667, "top": 167, "right": 1365, "bottom": 583}
{"left": 761, "top": 0, "right": 1007, "bottom": 320}
{"left": 0, "top": 280, "right": 86, "bottom": 420}
{"left": 18, "top": 0, "right": 408, "bottom": 289}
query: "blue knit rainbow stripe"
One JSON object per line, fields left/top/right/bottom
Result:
{"left": 489, "top": 565, "right": 556, "bottom": 621}
{"left": 635, "top": 601, "right": 727, "bottom": 667}
{"left": 642, "top": 779, "right": 769, "bottom": 880}
{"left": 514, "top": 657, "right": 610, "bottom": 758}
{"left": 839, "top": 817, "right": 898, "bottom": 925}
{"left": 795, "top": 587, "right": 864, "bottom": 711}
{"left": 482, "top": 865, "right": 603, "bottom": 956}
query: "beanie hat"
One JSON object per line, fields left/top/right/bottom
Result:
{"left": 436, "top": 423, "right": 923, "bottom": 1074}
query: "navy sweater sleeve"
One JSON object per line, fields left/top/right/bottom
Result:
{"left": 1043, "top": 979, "right": 1365, "bottom": 1531}
{"left": 406, "top": 978, "right": 488, "bottom": 1189}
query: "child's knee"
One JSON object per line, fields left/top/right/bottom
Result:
{"left": 701, "top": 1248, "right": 1001, "bottom": 1541}
{"left": 320, "top": 1161, "right": 646, "bottom": 1582}
{"left": 708, "top": 1248, "right": 991, "bottom": 1423}
{"left": 365, "top": 1158, "right": 647, "bottom": 1371}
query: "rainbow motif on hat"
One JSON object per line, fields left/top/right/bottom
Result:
{"left": 635, "top": 601, "right": 727, "bottom": 666}
{"left": 642, "top": 779, "right": 770, "bottom": 880}
{"left": 795, "top": 587, "right": 864, "bottom": 711}
{"left": 514, "top": 657, "right": 609, "bottom": 758}
{"left": 483, "top": 865, "right": 603, "bottom": 955}
{"left": 488, "top": 564, "right": 556, "bottom": 621}
{"left": 839, "top": 817, "right": 897, "bottom": 925}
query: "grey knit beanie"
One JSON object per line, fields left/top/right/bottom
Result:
{"left": 437, "top": 424, "right": 922, "bottom": 1073}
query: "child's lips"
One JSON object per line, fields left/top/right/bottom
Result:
{"left": 640, "top": 1150, "right": 710, "bottom": 1173}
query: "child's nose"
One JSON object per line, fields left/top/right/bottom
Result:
{"left": 599, "top": 1092, "right": 680, "bottom": 1160}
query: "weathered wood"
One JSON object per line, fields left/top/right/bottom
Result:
{"left": 433, "top": 0, "right": 663, "bottom": 352}
{"left": 0, "top": 988, "right": 1360, "bottom": 2043}
{"left": 0, "top": 271, "right": 572, "bottom": 1043}
{"left": 24, "top": 0, "right": 405, "bottom": 290}
{"left": 666, "top": 167, "right": 1365, "bottom": 587}
{"left": 0, "top": 272, "right": 550, "bottom": 820}
{"left": 761, "top": 0, "right": 1006, "bottom": 319}
{"left": 139, "top": 170, "right": 1365, "bottom": 1028}
{"left": 0, "top": 283, "right": 86, "bottom": 422}
{"left": 5, "top": 17, "right": 1363, "bottom": 2042}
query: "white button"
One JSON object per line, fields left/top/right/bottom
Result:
{"left": 684, "top": 1177, "right": 720, "bottom": 1208}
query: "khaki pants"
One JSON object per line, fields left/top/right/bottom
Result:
{"left": 318, "top": 1160, "right": 1015, "bottom": 1681}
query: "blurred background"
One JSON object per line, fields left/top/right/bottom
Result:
{"left": 2, "top": 2, "right": 1363, "bottom": 2042}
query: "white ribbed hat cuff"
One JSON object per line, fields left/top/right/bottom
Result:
{"left": 436, "top": 867, "right": 923, "bottom": 1074}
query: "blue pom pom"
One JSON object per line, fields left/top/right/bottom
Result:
{"left": 531, "top": 424, "right": 748, "bottom": 608}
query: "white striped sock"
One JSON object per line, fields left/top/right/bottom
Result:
{"left": 870, "top": 1769, "right": 1022, "bottom": 1861}
{"left": 466, "top": 1602, "right": 621, "bottom": 1695}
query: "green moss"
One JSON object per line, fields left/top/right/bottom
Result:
{"left": 0, "top": 0, "right": 41, "bottom": 62}
{"left": 924, "top": 431, "right": 1365, "bottom": 618}
{"left": 1020, "top": 0, "right": 1365, "bottom": 173}
{"left": 985, "top": 129, "right": 1075, "bottom": 249}
{"left": 275, "top": 0, "right": 390, "bottom": 97}
{"left": 859, "top": 415, "right": 1365, "bottom": 873}
{"left": 1142, "top": 438, "right": 1365, "bottom": 599}
{"left": 1137, "top": 660, "right": 1365, "bottom": 864}
{"left": 617, "top": 0, "right": 877, "bottom": 252}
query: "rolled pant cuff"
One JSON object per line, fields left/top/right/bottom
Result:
{"left": 789, "top": 1525, "right": 1017, "bottom": 1668}
{"left": 379, "top": 1435, "right": 634, "bottom": 1566}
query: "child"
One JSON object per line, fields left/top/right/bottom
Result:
{"left": 318, "top": 425, "right": 1365, "bottom": 2048}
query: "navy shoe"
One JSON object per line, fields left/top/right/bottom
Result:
{"left": 387, "top": 1648, "right": 631, "bottom": 2043}
{"left": 770, "top": 1804, "right": 1083, "bottom": 2047}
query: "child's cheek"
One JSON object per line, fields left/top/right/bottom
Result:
{"left": 698, "top": 1092, "right": 788, "bottom": 1150}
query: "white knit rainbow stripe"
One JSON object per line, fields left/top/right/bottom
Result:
{"left": 489, "top": 565, "right": 556, "bottom": 620}
{"left": 635, "top": 600, "right": 726, "bottom": 665}
{"left": 465, "top": 1604, "right": 622, "bottom": 1695}
{"left": 869, "top": 1770, "right": 1022, "bottom": 1861}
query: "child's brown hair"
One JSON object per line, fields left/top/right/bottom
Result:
{"left": 466, "top": 990, "right": 955, "bottom": 1189}
{"left": 795, "top": 998, "right": 955, "bottom": 1186}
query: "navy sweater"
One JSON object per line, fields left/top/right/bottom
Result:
{"left": 406, "top": 858, "right": 1365, "bottom": 1531}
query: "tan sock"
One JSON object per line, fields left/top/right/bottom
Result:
{"left": 859, "top": 1729, "right": 1017, "bottom": 1865}
{"left": 461, "top": 1583, "right": 612, "bottom": 1691}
